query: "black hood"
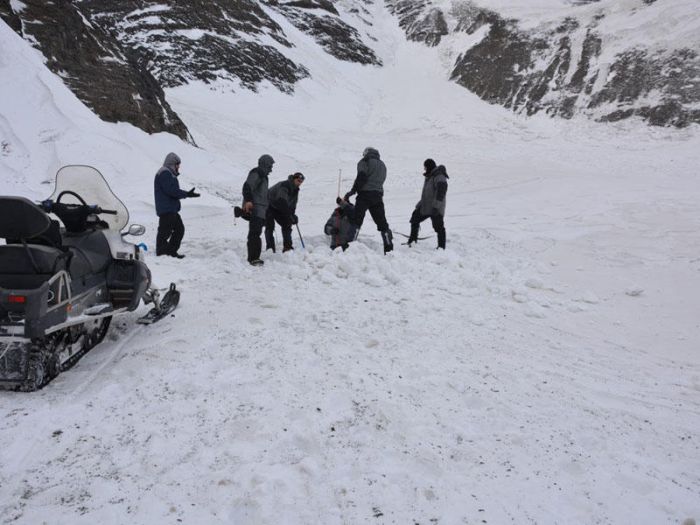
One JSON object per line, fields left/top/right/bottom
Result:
{"left": 429, "top": 165, "right": 449, "bottom": 178}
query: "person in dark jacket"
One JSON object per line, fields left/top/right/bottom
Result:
{"left": 153, "top": 152, "right": 199, "bottom": 258}
{"left": 242, "top": 154, "right": 274, "bottom": 266}
{"left": 324, "top": 197, "right": 358, "bottom": 250}
{"left": 407, "top": 158, "right": 448, "bottom": 249}
{"left": 265, "top": 172, "right": 304, "bottom": 253}
{"left": 342, "top": 146, "right": 393, "bottom": 253}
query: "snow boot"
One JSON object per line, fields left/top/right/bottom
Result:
{"left": 249, "top": 259, "right": 264, "bottom": 266}
{"left": 437, "top": 229, "right": 446, "bottom": 249}
{"left": 264, "top": 230, "right": 276, "bottom": 253}
{"left": 407, "top": 223, "right": 420, "bottom": 246}
{"left": 247, "top": 237, "right": 262, "bottom": 264}
{"left": 381, "top": 230, "right": 393, "bottom": 254}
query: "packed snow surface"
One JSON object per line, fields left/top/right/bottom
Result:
{"left": 1, "top": 3, "right": 699, "bottom": 524}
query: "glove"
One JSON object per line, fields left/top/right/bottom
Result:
{"left": 291, "top": 214, "right": 298, "bottom": 225}
{"left": 187, "top": 187, "right": 200, "bottom": 198}
{"left": 336, "top": 196, "right": 342, "bottom": 205}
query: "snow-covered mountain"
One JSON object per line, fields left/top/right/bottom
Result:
{"left": 388, "top": 0, "right": 700, "bottom": 126}
{"left": 1, "top": 1, "right": 700, "bottom": 524}
{"left": 2, "top": 0, "right": 698, "bottom": 133}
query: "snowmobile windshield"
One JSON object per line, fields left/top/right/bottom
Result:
{"left": 48, "top": 165, "right": 129, "bottom": 231}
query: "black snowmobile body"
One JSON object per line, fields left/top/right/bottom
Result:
{"left": 0, "top": 165, "right": 177, "bottom": 391}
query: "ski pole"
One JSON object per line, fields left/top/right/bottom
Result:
{"left": 337, "top": 169, "right": 342, "bottom": 198}
{"left": 296, "top": 224, "right": 306, "bottom": 249}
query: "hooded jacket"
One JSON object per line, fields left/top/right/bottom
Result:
{"left": 268, "top": 175, "right": 300, "bottom": 216}
{"left": 242, "top": 154, "right": 274, "bottom": 219}
{"left": 154, "top": 152, "right": 189, "bottom": 216}
{"left": 324, "top": 201, "right": 358, "bottom": 249}
{"left": 349, "top": 148, "right": 386, "bottom": 195}
{"left": 417, "top": 165, "right": 449, "bottom": 217}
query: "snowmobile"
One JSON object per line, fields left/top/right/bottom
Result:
{"left": 0, "top": 165, "right": 179, "bottom": 391}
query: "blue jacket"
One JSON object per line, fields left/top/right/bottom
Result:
{"left": 154, "top": 154, "right": 189, "bottom": 216}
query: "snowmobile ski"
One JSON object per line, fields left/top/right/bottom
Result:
{"left": 137, "top": 283, "right": 180, "bottom": 325}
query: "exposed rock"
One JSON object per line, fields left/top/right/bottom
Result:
{"left": 3, "top": 0, "right": 381, "bottom": 138}
{"left": 0, "top": 0, "right": 192, "bottom": 141}
{"left": 75, "top": 0, "right": 309, "bottom": 93}
{"left": 0, "top": 0, "right": 22, "bottom": 33}
{"left": 269, "top": 0, "right": 381, "bottom": 64}
{"left": 386, "top": 0, "right": 448, "bottom": 46}
{"left": 391, "top": 0, "right": 700, "bottom": 127}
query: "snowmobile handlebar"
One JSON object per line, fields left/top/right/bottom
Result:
{"left": 41, "top": 200, "right": 117, "bottom": 233}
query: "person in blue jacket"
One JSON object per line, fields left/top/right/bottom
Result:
{"left": 153, "top": 152, "right": 199, "bottom": 258}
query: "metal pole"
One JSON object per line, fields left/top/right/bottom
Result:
{"left": 295, "top": 224, "right": 306, "bottom": 249}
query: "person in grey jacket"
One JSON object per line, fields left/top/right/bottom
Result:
{"left": 153, "top": 152, "right": 200, "bottom": 258}
{"left": 241, "top": 154, "right": 274, "bottom": 266}
{"left": 265, "top": 172, "right": 304, "bottom": 253}
{"left": 343, "top": 146, "right": 393, "bottom": 253}
{"left": 407, "top": 158, "right": 448, "bottom": 249}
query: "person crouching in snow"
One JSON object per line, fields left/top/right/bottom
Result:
{"left": 407, "top": 158, "right": 448, "bottom": 249}
{"left": 265, "top": 172, "right": 304, "bottom": 253}
{"left": 325, "top": 197, "right": 358, "bottom": 251}
{"left": 153, "top": 152, "right": 200, "bottom": 258}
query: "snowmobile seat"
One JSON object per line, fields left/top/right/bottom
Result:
{"left": 0, "top": 244, "right": 68, "bottom": 289}
{"left": 63, "top": 231, "right": 111, "bottom": 279}
{"left": 0, "top": 196, "right": 51, "bottom": 240}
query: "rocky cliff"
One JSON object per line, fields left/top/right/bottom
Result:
{"left": 0, "top": 0, "right": 380, "bottom": 139}
{"left": 386, "top": 0, "right": 700, "bottom": 127}
{"left": 0, "top": 0, "right": 193, "bottom": 141}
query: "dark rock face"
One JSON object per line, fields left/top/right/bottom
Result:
{"left": 386, "top": 0, "right": 448, "bottom": 46}
{"left": 0, "top": 0, "right": 22, "bottom": 32}
{"left": 76, "top": 0, "right": 380, "bottom": 89}
{"left": 272, "top": 0, "right": 381, "bottom": 65}
{"left": 2, "top": 0, "right": 381, "bottom": 138}
{"left": 0, "top": 0, "right": 192, "bottom": 141}
{"left": 76, "top": 0, "right": 309, "bottom": 93}
{"left": 389, "top": 0, "right": 700, "bottom": 128}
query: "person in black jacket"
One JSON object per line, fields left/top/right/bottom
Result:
{"left": 342, "top": 147, "right": 393, "bottom": 253}
{"left": 265, "top": 172, "right": 304, "bottom": 253}
{"left": 408, "top": 158, "right": 448, "bottom": 249}
{"left": 153, "top": 152, "right": 199, "bottom": 258}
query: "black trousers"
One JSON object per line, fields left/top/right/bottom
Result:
{"left": 264, "top": 208, "right": 293, "bottom": 251}
{"left": 410, "top": 209, "right": 446, "bottom": 248}
{"left": 352, "top": 191, "right": 390, "bottom": 232}
{"left": 156, "top": 212, "right": 185, "bottom": 255}
{"left": 247, "top": 216, "right": 265, "bottom": 262}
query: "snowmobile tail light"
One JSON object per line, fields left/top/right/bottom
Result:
{"left": 8, "top": 295, "right": 26, "bottom": 304}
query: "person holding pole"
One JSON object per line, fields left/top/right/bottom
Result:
{"left": 264, "top": 172, "right": 305, "bottom": 253}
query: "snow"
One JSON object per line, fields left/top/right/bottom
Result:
{"left": 1, "top": 3, "right": 700, "bottom": 524}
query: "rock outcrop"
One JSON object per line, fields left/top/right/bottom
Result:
{"left": 0, "top": 0, "right": 192, "bottom": 141}
{"left": 387, "top": 0, "right": 700, "bottom": 127}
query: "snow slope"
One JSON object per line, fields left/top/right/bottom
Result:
{"left": 1, "top": 3, "right": 700, "bottom": 523}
